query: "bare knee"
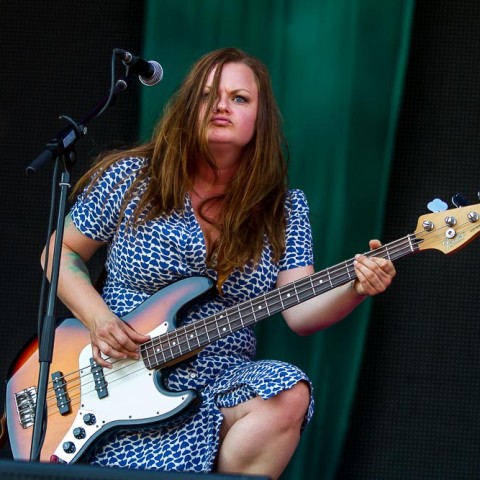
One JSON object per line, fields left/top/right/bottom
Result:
{"left": 216, "top": 384, "right": 310, "bottom": 479}
{"left": 219, "top": 381, "right": 310, "bottom": 441}
{"left": 272, "top": 381, "right": 310, "bottom": 430}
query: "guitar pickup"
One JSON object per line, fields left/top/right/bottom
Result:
{"left": 51, "top": 371, "right": 71, "bottom": 415}
{"left": 90, "top": 358, "right": 108, "bottom": 399}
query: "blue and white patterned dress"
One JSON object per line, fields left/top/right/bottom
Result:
{"left": 70, "top": 156, "right": 315, "bottom": 472}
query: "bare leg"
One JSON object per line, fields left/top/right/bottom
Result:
{"left": 216, "top": 381, "right": 310, "bottom": 480}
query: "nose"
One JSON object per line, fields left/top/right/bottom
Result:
{"left": 213, "top": 95, "right": 230, "bottom": 113}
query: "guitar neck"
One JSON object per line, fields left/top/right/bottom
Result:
{"left": 141, "top": 233, "right": 421, "bottom": 369}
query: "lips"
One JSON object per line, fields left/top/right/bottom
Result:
{"left": 210, "top": 116, "right": 231, "bottom": 125}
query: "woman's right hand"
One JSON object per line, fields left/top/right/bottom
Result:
{"left": 89, "top": 311, "right": 151, "bottom": 368}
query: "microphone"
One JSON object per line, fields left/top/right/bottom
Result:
{"left": 114, "top": 48, "right": 163, "bottom": 86}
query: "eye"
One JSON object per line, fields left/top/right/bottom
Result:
{"left": 233, "top": 95, "right": 248, "bottom": 103}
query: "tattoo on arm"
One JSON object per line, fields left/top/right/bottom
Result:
{"left": 66, "top": 252, "right": 91, "bottom": 281}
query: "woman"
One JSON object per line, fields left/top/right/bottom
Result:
{"left": 42, "top": 47, "right": 395, "bottom": 479}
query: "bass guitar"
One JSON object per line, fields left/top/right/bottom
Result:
{"left": 4, "top": 203, "right": 480, "bottom": 464}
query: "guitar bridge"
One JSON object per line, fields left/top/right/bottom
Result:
{"left": 14, "top": 386, "right": 37, "bottom": 429}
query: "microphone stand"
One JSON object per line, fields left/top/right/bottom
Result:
{"left": 27, "top": 67, "right": 135, "bottom": 462}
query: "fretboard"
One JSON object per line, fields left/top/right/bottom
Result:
{"left": 142, "top": 234, "right": 420, "bottom": 369}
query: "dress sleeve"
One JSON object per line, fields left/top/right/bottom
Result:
{"left": 70, "top": 156, "right": 146, "bottom": 242}
{"left": 278, "top": 189, "right": 314, "bottom": 271}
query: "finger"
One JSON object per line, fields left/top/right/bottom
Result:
{"left": 371, "top": 256, "right": 397, "bottom": 278}
{"left": 94, "top": 321, "right": 144, "bottom": 357}
{"left": 354, "top": 265, "right": 377, "bottom": 295}
{"left": 91, "top": 343, "right": 112, "bottom": 369}
{"left": 369, "top": 239, "right": 382, "bottom": 251}
{"left": 93, "top": 328, "right": 132, "bottom": 358}
{"left": 354, "top": 253, "right": 383, "bottom": 273}
{"left": 354, "top": 257, "right": 392, "bottom": 294}
{"left": 357, "top": 253, "right": 393, "bottom": 276}
{"left": 97, "top": 336, "right": 135, "bottom": 361}
{"left": 109, "top": 327, "right": 146, "bottom": 358}
{"left": 124, "top": 323, "right": 151, "bottom": 343}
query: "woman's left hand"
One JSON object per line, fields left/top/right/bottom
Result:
{"left": 352, "top": 239, "right": 396, "bottom": 296}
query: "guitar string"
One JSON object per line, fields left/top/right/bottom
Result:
{"left": 43, "top": 358, "right": 144, "bottom": 420}
{"left": 139, "top": 222, "right": 451, "bottom": 367}
{"left": 40, "top": 227, "right": 436, "bottom": 410}
{"left": 43, "top": 223, "right": 449, "bottom": 408}
{"left": 41, "top": 227, "right": 436, "bottom": 411}
{"left": 141, "top": 236, "right": 418, "bottom": 360}
{"left": 39, "top": 218, "right": 474, "bottom": 419}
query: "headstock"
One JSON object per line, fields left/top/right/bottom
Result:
{"left": 416, "top": 198, "right": 480, "bottom": 254}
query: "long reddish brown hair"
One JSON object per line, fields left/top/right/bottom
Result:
{"left": 74, "top": 47, "right": 289, "bottom": 275}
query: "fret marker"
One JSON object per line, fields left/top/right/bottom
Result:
{"left": 156, "top": 348, "right": 161, "bottom": 353}
{"left": 287, "top": 293, "right": 291, "bottom": 298}
{"left": 172, "top": 341, "right": 177, "bottom": 346}
{"left": 222, "top": 327, "right": 227, "bottom": 332}
{"left": 258, "top": 305, "right": 263, "bottom": 310}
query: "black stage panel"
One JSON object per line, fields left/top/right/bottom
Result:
{"left": 0, "top": 460, "right": 269, "bottom": 480}
{"left": 339, "top": 1, "right": 480, "bottom": 478}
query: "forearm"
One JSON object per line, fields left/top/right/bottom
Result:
{"left": 282, "top": 281, "right": 366, "bottom": 335}
{"left": 279, "top": 245, "right": 395, "bottom": 336}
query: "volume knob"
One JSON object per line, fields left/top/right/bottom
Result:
{"left": 63, "top": 441, "right": 76, "bottom": 454}
{"left": 83, "top": 413, "right": 96, "bottom": 426}
{"left": 73, "top": 427, "right": 86, "bottom": 439}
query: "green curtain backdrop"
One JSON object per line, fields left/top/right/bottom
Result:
{"left": 139, "top": 1, "right": 414, "bottom": 478}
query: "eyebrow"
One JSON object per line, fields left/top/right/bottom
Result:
{"left": 232, "top": 88, "right": 253, "bottom": 95}
{"left": 203, "top": 86, "right": 254, "bottom": 95}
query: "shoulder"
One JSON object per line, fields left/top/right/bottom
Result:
{"left": 285, "top": 189, "right": 309, "bottom": 215}
{"left": 279, "top": 189, "right": 314, "bottom": 269}
{"left": 283, "top": 189, "right": 312, "bottom": 237}
{"left": 95, "top": 156, "right": 149, "bottom": 184}
{"left": 82, "top": 156, "right": 150, "bottom": 199}
{"left": 71, "top": 156, "right": 149, "bottom": 241}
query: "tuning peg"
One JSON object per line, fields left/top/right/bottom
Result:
{"left": 427, "top": 198, "right": 448, "bottom": 213}
{"left": 452, "top": 193, "right": 469, "bottom": 208}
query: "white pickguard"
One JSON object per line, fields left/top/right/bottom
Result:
{"left": 52, "top": 322, "right": 195, "bottom": 463}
